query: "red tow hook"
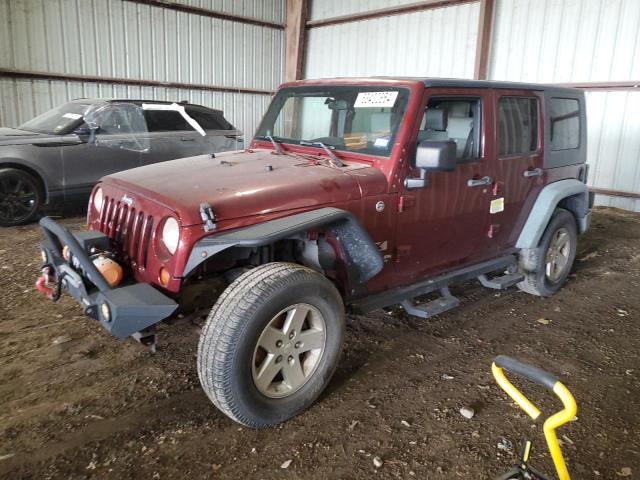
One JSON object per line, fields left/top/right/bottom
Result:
{"left": 35, "top": 267, "right": 56, "bottom": 299}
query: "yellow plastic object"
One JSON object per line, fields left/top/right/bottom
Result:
{"left": 491, "top": 362, "right": 578, "bottom": 480}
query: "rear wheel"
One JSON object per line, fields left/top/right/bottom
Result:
{"left": 197, "top": 262, "right": 345, "bottom": 427}
{"left": 518, "top": 208, "right": 577, "bottom": 297}
{"left": 0, "top": 168, "right": 42, "bottom": 227}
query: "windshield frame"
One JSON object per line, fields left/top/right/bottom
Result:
{"left": 254, "top": 85, "right": 411, "bottom": 160}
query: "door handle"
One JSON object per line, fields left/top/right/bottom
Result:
{"left": 467, "top": 176, "right": 493, "bottom": 187}
{"left": 523, "top": 168, "right": 543, "bottom": 177}
{"left": 180, "top": 137, "right": 196, "bottom": 142}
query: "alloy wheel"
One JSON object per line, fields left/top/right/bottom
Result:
{"left": 252, "top": 303, "right": 327, "bottom": 398}
{"left": 545, "top": 227, "right": 571, "bottom": 282}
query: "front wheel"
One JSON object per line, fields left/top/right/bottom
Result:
{"left": 197, "top": 262, "right": 345, "bottom": 427}
{"left": 0, "top": 168, "right": 42, "bottom": 227}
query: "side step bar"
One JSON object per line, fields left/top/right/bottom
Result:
{"left": 478, "top": 272, "right": 524, "bottom": 290}
{"left": 350, "top": 254, "right": 521, "bottom": 318}
{"left": 401, "top": 286, "right": 460, "bottom": 319}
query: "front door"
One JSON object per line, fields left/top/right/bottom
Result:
{"left": 61, "top": 103, "right": 144, "bottom": 200}
{"left": 394, "top": 89, "right": 495, "bottom": 285}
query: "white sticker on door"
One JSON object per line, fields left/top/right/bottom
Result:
{"left": 354, "top": 91, "right": 399, "bottom": 108}
{"left": 490, "top": 197, "right": 505, "bottom": 214}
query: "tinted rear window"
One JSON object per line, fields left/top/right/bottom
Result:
{"left": 186, "top": 107, "right": 233, "bottom": 130}
{"left": 144, "top": 110, "right": 194, "bottom": 132}
{"left": 498, "top": 97, "right": 539, "bottom": 156}
{"left": 550, "top": 98, "right": 580, "bottom": 150}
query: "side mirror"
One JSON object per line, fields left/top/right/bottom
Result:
{"left": 405, "top": 140, "right": 457, "bottom": 189}
{"left": 415, "top": 140, "right": 457, "bottom": 171}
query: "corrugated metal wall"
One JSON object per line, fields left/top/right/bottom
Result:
{"left": 305, "top": 2, "right": 479, "bottom": 79}
{"left": 490, "top": 0, "right": 640, "bottom": 210}
{"left": 0, "top": 0, "right": 285, "bottom": 136}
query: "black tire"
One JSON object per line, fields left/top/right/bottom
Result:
{"left": 518, "top": 208, "right": 577, "bottom": 297}
{"left": 197, "top": 262, "right": 345, "bottom": 427}
{"left": 0, "top": 168, "right": 42, "bottom": 227}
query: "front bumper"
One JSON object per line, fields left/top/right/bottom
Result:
{"left": 38, "top": 217, "right": 178, "bottom": 339}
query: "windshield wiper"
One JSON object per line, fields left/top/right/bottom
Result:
{"left": 299, "top": 140, "right": 344, "bottom": 167}
{"left": 255, "top": 134, "right": 284, "bottom": 155}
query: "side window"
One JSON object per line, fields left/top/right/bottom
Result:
{"left": 185, "top": 107, "right": 233, "bottom": 130}
{"left": 143, "top": 110, "right": 194, "bottom": 132}
{"left": 498, "top": 97, "right": 539, "bottom": 156}
{"left": 419, "top": 98, "right": 481, "bottom": 162}
{"left": 97, "top": 107, "right": 141, "bottom": 135}
{"left": 550, "top": 98, "right": 580, "bottom": 150}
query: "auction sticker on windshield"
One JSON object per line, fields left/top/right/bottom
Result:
{"left": 354, "top": 91, "right": 398, "bottom": 108}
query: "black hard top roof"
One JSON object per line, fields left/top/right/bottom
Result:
{"left": 379, "top": 77, "right": 583, "bottom": 94}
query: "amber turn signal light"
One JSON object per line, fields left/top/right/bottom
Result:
{"left": 159, "top": 267, "right": 171, "bottom": 287}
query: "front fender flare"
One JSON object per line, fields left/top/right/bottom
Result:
{"left": 516, "top": 179, "right": 591, "bottom": 249}
{"left": 182, "top": 207, "right": 384, "bottom": 285}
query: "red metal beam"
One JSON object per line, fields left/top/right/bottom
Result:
{"left": 0, "top": 69, "right": 275, "bottom": 96}
{"left": 125, "top": 0, "right": 284, "bottom": 29}
{"left": 285, "top": 0, "right": 308, "bottom": 82}
{"left": 306, "top": 0, "right": 478, "bottom": 28}
{"left": 473, "top": 0, "right": 495, "bottom": 80}
{"left": 591, "top": 188, "right": 640, "bottom": 200}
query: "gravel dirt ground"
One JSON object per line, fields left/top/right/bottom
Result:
{"left": 0, "top": 207, "right": 639, "bottom": 479}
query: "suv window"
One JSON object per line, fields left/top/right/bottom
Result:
{"left": 185, "top": 107, "right": 234, "bottom": 130}
{"left": 144, "top": 110, "right": 194, "bottom": 132}
{"left": 97, "top": 105, "right": 146, "bottom": 135}
{"left": 498, "top": 97, "right": 539, "bottom": 156}
{"left": 419, "top": 98, "right": 481, "bottom": 162}
{"left": 550, "top": 98, "right": 580, "bottom": 150}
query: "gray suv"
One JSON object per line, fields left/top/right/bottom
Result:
{"left": 0, "top": 99, "right": 242, "bottom": 226}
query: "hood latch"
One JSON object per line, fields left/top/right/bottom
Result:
{"left": 200, "top": 203, "right": 217, "bottom": 232}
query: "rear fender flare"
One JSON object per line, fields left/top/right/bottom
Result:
{"left": 182, "top": 207, "right": 384, "bottom": 288}
{"left": 516, "top": 179, "right": 590, "bottom": 250}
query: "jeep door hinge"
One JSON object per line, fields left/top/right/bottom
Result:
{"left": 199, "top": 203, "right": 217, "bottom": 232}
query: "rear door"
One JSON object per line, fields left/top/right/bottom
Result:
{"left": 140, "top": 109, "right": 204, "bottom": 166}
{"left": 487, "top": 91, "right": 544, "bottom": 254}
{"left": 185, "top": 106, "right": 243, "bottom": 153}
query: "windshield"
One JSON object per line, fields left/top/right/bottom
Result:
{"left": 256, "top": 86, "right": 410, "bottom": 157}
{"left": 19, "top": 102, "right": 93, "bottom": 135}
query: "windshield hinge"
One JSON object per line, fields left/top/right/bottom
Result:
{"left": 199, "top": 203, "right": 217, "bottom": 232}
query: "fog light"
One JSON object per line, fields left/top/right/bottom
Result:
{"left": 159, "top": 267, "right": 171, "bottom": 287}
{"left": 40, "top": 249, "right": 47, "bottom": 262}
{"left": 101, "top": 302, "right": 111, "bottom": 322}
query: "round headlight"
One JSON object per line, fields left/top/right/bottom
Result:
{"left": 93, "top": 187, "right": 103, "bottom": 213}
{"left": 161, "top": 217, "right": 180, "bottom": 255}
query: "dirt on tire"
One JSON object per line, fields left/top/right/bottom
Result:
{"left": 0, "top": 207, "right": 639, "bottom": 479}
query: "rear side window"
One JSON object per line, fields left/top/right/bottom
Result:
{"left": 498, "top": 97, "right": 539, "bottom": 156}
{"left": 550, "top": 98, "right": 580, "bottom": 150}
{"left": 144, "top": 110, "right": 194, "bottom": 132}
{"left": 185, "top": 107, "right": 234, "bottom": 130}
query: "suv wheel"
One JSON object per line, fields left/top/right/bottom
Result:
{"left": 197, "top": 262, "right": 345, "bottom": 427}
{"left": 518, "top": 208, "right": 577, "bottom": 297}
{"left": 0, "top": 168, "right": 42, "bottom": 227}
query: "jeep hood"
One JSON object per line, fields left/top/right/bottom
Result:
{"left": 104, "top": 149, "right": 387, "bottom": 226}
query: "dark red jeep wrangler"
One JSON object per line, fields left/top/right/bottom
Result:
{"left": 38, "top": 77, "right": 592, "bottom": 427}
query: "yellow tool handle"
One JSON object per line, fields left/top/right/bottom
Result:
{"left": 492, "top": 356, "right": 578, "bottom": 480}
